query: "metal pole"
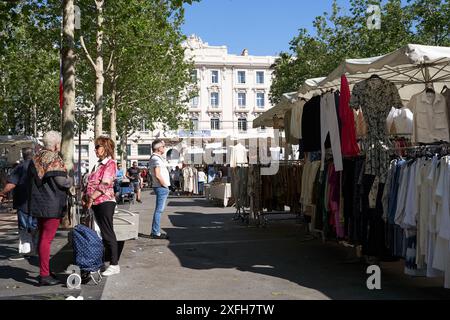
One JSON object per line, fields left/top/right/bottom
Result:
{"left": 78, "top": 111, "right": 82, "bottom": 190}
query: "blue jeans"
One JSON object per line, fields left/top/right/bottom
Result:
{"left": 152, "top": 187, "right": 170, "bottom": 235}
{"left": 198, "top": 182, "right": 205, "bottom": 195}
{"left": 17, "top": 209, "right": 37, "bottom": 232}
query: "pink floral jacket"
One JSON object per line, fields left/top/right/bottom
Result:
{"left": 85, "top": 158, "right": 117, "bottom": 206}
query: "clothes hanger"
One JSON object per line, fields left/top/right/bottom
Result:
{"left": 425, "top": 87, "right": 435, "bottom": 94}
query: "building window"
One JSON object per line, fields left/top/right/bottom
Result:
{"left": 190, "top": 118, "right": 199, "bottom": 131}
{"left": 191, "top": 69, "right": 198, "bottom": 82}
{"left": 256, "top": 71, "right": 265, "bottom": 84}
{"left": 75, "top": 145, "right": 89, "bottom": 157}
{"left": 237, "top": 71, "right": 246, "bottom": 84}
{"left": 211, "top": 92, "right": 219, "bottom": 108}
{"left": 190, "top": 96, "right": 199, "bottom": 108}
{"left": 127, "top": 145, "right": 131, "bottom": 156}
{"left": 138, "top": 144, "right": 151, "bottom": 156}
{"left": 238, "top": 118, "right": 247, "bottom": 132}
{"left": 211, "top": 118, "right": 220, "bottom": 130}
{"left": 257, "top": 92, "right": 265, "bottom": 108}
{"left": 238, "top": 92, "right": 246, "bottom": 108}
{"left": 211, "top": 70, "right": 219, "bottom": 84}
{"left": 140, "top": 120, "right": 148, "bottom": 132}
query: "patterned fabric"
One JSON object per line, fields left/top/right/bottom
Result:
{"left": 33, "top": 150, "right": 67, "bottom": 180}
{"left": 350, "top": 78, "right": 403, "bottom": 182}
{"left": 73, "top": 224, "right": 104, "bottom": 272}
{"left": 85, "top": 158, "right": 117, "bottom": 206}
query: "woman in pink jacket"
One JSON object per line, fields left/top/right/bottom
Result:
{"left": 83, "top": 136, "right": 120, "bottom": 277}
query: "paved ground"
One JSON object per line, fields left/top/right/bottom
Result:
{"left": 1, "top": 191, "right": 450, "bottom": 300}
{"left": 102, "top": 192, "right": 450, "bottom": 300}
{"left": 0, "top": 203, "right": 104, "bottom": 300}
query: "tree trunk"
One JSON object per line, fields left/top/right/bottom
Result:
{"left": 94, "top": 0, "right": 104, "bottom": 139}
{"left": 110, "top": 60, "right": 117, "bottom": 153}
{"left": 60, "top": 0, "right": 76, "bottom": 230}
{"left": 120, "top": 131, "right": 128, "bottom": 169}
{"left": 61, "top": 0, "right": 75, "bottom": 174}
{"left": 32, "top": 103, "right": 37, "bottom": 137}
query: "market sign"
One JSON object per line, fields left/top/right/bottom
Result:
{"left": 178, "top": 130, "right": 212, "bottom": 138}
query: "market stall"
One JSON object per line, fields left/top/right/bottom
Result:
{"left": 206, "top": 181, "right": 233, "bottom": 207}
{"left": 235, "top": 44, "right": 450, "bottom": 289}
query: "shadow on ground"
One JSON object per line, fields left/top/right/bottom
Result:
{"left": 161, "top": 201, "right": 450, "bottom": 300}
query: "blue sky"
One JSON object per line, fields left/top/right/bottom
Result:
{"left": 181, "top": 0, "right": 353, "bottom": 56}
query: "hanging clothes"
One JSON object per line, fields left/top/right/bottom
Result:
{"left": 350, "top": 77, "right": 403, "bottom": 183}
{"left": 290, "top": 99, "right": 306, "bottom": 140}
{"left": 229, "top": 143, "right": 248, "bottom": 168}
{"left": 320, "top": 92, "right": 343, "bottom": 172}
{"left": 353, "top": 109, "right": 368, "bottom": 139}
{"left": 339, "top": 75, "right": 360, "bottom": 157}
{"left": 408, "top": 91, "right": 450, "bottom": 144}
{"left": 386, "top": 107, "right": 414, "bottom": 135}
{"left": 302, "top": 95, "right": 321, "bottom": 152}
{"left": 284, "top": 109, "right": 298, "bottom": 145}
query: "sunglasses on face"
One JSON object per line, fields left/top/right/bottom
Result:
{"left": 95, "top": 145, "right": 102, "bottom": 150}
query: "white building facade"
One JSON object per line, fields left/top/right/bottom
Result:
{"left": 73, "top": 35, "right": 278, "bottom": 170}
{"left": 183, "top": 35, "right": 276, "bottom": 140}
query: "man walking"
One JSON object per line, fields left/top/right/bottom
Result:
{"left": 0, "top": 148, "right": 38, "bottom": 260}
{"left": 149, "top": 139, "right": 170, "bottom": 239}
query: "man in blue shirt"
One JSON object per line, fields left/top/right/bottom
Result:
{"left": 114, "top": 163, "right": 125, "bottom": 195}
{"left": 0, "top": 148, "right": 38, "bottom": 261}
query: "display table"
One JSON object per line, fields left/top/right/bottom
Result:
{"left": 206, "top": 183, "right": 233, "bottom": 207}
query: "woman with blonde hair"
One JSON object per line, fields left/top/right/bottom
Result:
{"left": 83, "top": 136, "right": 120, "bottom": 276}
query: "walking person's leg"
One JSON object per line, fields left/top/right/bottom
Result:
{"left": 37, "top": 217, "right": 61, "bottom": 285}
{"left": 93, "top": 202, "right": 120, "bottom": 276}
{"left": 151, "top": 187, "right": 170, "bottom": 239}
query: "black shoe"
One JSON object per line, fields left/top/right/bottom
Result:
{"left": 150, "top": 233, "right": 169, "bottom": 240}
{"left": 136, "top": 200, "right": 142, "bottom": 203}
{"left": 38, "top": 275, "right": 61, "bottom": 286}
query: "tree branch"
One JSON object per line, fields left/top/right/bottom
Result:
{"left": 106, "top": 51, "right": 114, "bottom": 73}
{"left": 80, "top": 36, "right": 97, "bottom": 70}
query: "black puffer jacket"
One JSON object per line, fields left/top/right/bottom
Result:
{"left": 27, "top": 160, "right": 70, "bottom": 219}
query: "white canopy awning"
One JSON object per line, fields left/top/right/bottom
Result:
{"left": 253, "top": 77, "right": 326, "bottom": 128}
{"left": 299, "top": 44, "right": 450, "bottom": 100}
{"left": 256, "top": 45, "right": 450, "bottom": 129}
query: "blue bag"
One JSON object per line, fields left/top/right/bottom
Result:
{"left": 72, "top": 224, "right": 104, "bottom": 273}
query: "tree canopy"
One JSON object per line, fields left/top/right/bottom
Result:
{"left": 270, "top": 0, "right": 450, "bottom": 104}
{"left": 0, "top": 0, "right": 198, "bottom": 137}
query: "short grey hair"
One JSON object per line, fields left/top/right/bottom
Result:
{"left": 43, "top": 131, "right": 62, "bottom": 151}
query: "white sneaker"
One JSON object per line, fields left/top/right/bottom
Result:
{"left": 101, "top": 265, "right": 120, "bottom": 277}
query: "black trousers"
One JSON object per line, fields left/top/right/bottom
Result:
{"left": 92, "top": 202, "right": 119, "bottom": 265}
{"left": 361, "top": 175, "right": 386, "bottom": 258}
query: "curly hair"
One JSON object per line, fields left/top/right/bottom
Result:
{"left": 95, "top": 136, "right": 116, "bottom": 159}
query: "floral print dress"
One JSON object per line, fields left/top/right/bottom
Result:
{"left": 350, "top": 78, "right": 403, "bottom": 183}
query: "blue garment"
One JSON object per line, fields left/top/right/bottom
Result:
{"left": 17, "top": 209, "right": 37, "bottom": 232}
{"left": 388, "top": 160, "right": 405, "bottom": 225}
{"left": 207, "top": 166, "right": 216, "bottom": 183}
{"left": 116, "top": 169, "right": 125, "bottom": 181}
{"left": 151, "top": 187, "right": 170, "bottom": 235}
{"left": 198, "top": 182, "right": 205, "bottom": 195}
{"left": 7, "top": 160, "right": 31, "bottom": 213}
